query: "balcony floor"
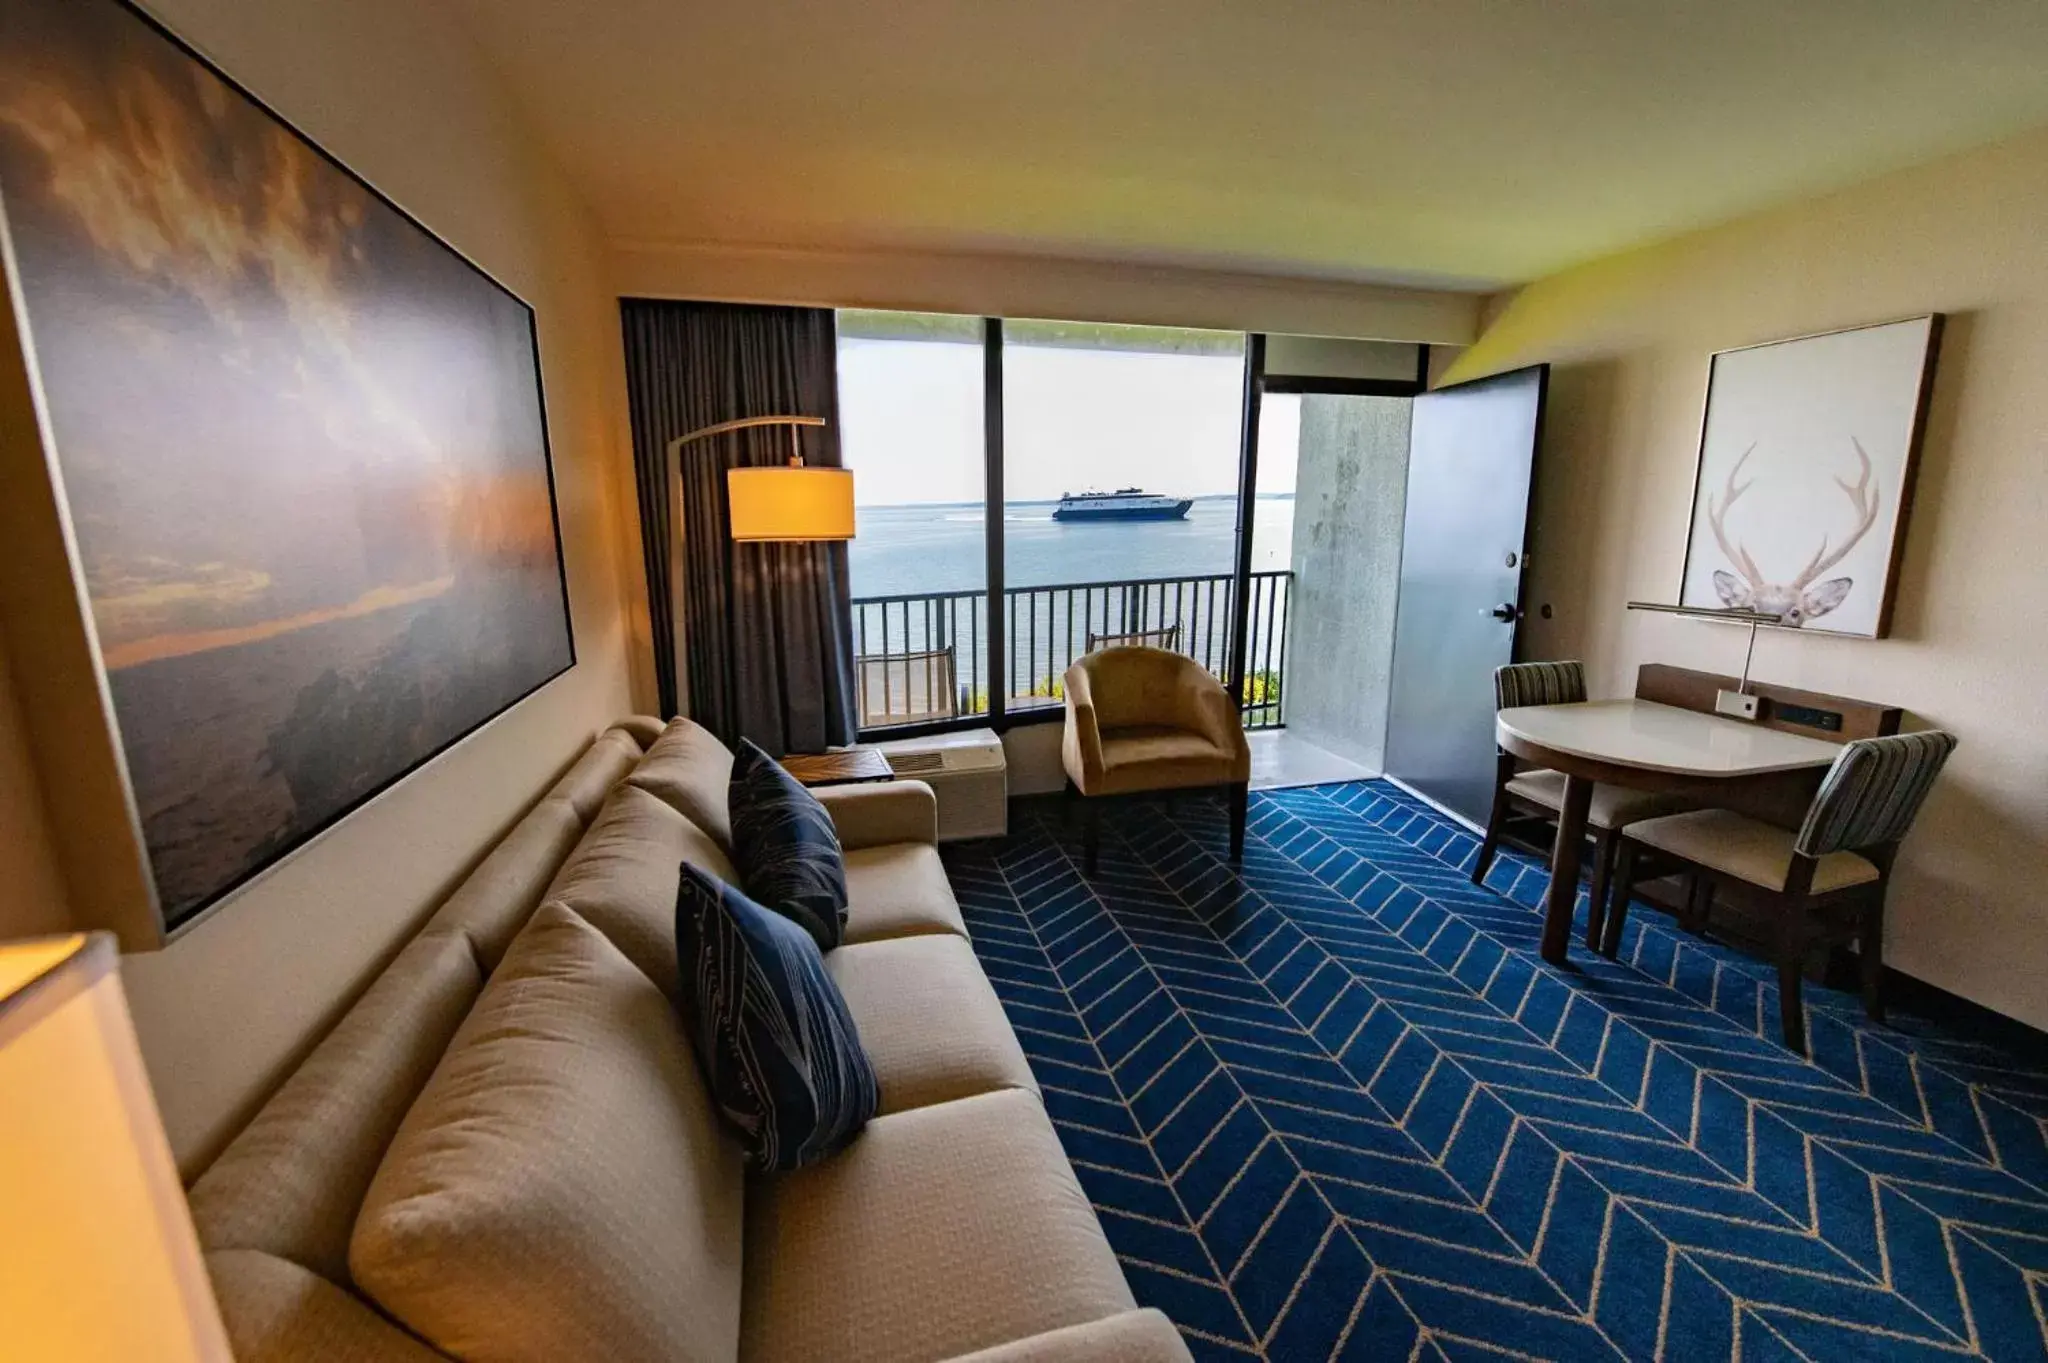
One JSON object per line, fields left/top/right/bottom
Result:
{"left": 1249, "top": 729, "right": 1377, "bottom": 790}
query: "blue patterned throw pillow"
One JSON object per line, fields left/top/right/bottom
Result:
{"left": 673, "top": 863, "right": 879, "bottom": 1171}
{"left": 727, "top": 738, "right": 849, "bottom": 952}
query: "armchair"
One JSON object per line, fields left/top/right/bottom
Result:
{"left": 1061, "top": 647, "right": 1252, "bottom": 873}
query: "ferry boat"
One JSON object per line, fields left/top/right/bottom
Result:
{"left": 1052, "top": 488, "right": 1193, "bottom": 522}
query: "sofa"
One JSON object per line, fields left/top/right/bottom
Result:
{"left": 186, "top": 716, "right": 1190, "bottom": 1363}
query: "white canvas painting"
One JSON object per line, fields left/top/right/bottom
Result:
{"left": 1679, "top": 316, "right": 1939, "bottom": 638}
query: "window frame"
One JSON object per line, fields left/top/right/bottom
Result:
{"left": 842, "top": 321, "right": 1428, "bottom": 743}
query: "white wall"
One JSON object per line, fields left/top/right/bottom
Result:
{"left": 1445, "top": 123, "right": 2048, "bottom": 1029}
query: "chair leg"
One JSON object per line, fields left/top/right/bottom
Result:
{"left": 1226, "top": 781, "right": 1248, "bottom": 864}
{"left": 1777, "top": 959, "right": 1807, "bottom": 1056}
{"left": 1585, "top": 828, "right": 1616, "bottom": 951}
{"left": 1599, "top": 838, "right": 1639, "bottom": 959}
{"left": 1681, "top": 873, "right": 1714, "bottom": 936}
{"left": 1776, "top": 912, "right": 1808, "bottom": 1056}
{"left": 1859, "top": 888, "right": 1888, "bottom": 1023}
{"left": 1471, "top": 754, "right": 1514, "bottom": 886}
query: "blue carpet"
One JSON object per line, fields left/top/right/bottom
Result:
{"left": 940, "top": 781, "right": 2048, "bottom": 1362}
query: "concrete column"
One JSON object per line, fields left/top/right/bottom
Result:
{"left": 1282, "top": 395, "right": 1412, "bottom": 771}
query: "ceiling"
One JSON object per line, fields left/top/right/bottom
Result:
{"left": 452, "top": 0, "right": 2048, "bottom": 292}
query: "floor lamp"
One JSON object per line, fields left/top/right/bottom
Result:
{"left": 664, "top": 414, "right": 856, "bottom": 722}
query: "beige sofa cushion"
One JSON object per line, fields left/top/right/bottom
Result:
{"left": 189, "top": 928, "right": 484, "bottom": 1281}
{"left": 741, "top": 1089, "right": 1133, "bottom": 1363}
{"left": 626, "top": 716, "right": 736, "bottom": 849}
{"left": 422, "top": 795, "right": 586, "bottom": 973}
{"left": 843, "top": 842, "right": 969, "bottom": 944}
{"left": 828, "top": 935, "right": 1035, "bottom": 1113}
{"left": 946, "top": 1310, "right": 1192, "bottom": 1363}
{"left": 351, "top": 904, "right": 745, "bottom": 1363}
{"left": 207, "top": 1250, "right": 450, "bottom": 1363}
{"left": 545, "top": 783, "right": 736, "bottom": 1001}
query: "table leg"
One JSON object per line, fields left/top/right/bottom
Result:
{"left": 1539, "top": 774, "right": 1594, "bottom": 966}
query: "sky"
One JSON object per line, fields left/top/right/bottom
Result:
{"left": 838, "top": 336, "right": 1300, "bottom": 506}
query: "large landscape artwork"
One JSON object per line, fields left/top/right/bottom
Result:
{"left": 0, "top": 0, "right": 575, "bottom": 927}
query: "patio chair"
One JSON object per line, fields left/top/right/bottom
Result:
{"left": 854, "top": 648, "right": 959, "bottom": 730}
{"left": 1087, "top": 624, "right": 1183, "bottom": 653}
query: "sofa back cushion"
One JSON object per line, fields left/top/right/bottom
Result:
{"left": 189, "top": 928, "right": 484, "bottom": 1282}
{"left": 350, "top": 903, "right": 744, "bottom": 1363}
{"left": 421, "top": 796, "right": 585, "bottom": 974}
{"left": 207, "top": 1249, "right": 452, "bottom": 1363}
{"left": 545, "top": 783, "right": 736, "bottom": 1001}
{"left": 625, "top": 717, "right": 735, "bottom": 849}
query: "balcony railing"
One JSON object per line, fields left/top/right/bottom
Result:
{"left": 851, "top": 570, "right": 1291, "bottom": 734}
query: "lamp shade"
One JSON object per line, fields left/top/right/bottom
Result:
{"left": 726, "top": 465, "right": 856, "bottom": 542}
{"left": 0, "top": 933, "right": 230, "bottom": 1363}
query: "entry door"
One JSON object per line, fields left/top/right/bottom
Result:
{"left": 1383, "top": 365, "right": 1548, "bottom": 826}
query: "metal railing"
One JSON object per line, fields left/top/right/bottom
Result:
{"left": 851, "top": 570, "right": 1290, "bottom": 733}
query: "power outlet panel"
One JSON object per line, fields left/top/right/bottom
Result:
{"left": 1715, "top": 689, "right": 1762, "bottom": 721}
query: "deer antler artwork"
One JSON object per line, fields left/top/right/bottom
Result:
{"left": 1706, "top": 439, "right": 1881, "bottom": 627}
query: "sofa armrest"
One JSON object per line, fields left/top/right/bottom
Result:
{"left": 616, "top": 714, "right": 668, "bottom": 749}
{"left": 814, "top": 779, "right": 938, "bottom": 849}
{"left": 941, "top": 1309, "right": 1191, "bottom": 1363}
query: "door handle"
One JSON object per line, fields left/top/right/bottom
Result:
{"left": 1490, "top": 603, "right": 1518, "bottom": 622}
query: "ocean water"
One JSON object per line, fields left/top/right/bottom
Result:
{"left": 848, "top": 494, "right": 1294, "bottom": 599}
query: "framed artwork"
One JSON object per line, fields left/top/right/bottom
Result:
{"left": 1677, "top": 315, "right": 1942, "bottom": 638}
{"left": 0, "top": 0, "right": 575, "bottom": 935}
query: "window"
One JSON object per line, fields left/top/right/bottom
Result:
{"left": 834, "top": 311, "right": 1395, "bottom": 739}
{"left": 836, "top": 311, "right": 986, "bottom": 731}
{"left": 999, "top": 320, "right": 1246, "bottom": 711}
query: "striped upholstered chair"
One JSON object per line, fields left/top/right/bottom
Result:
{"left": 1603, "top": 730, "right": 1958, "bottom": 1053}
{"left": 1472, "top": 661, "right": 1694, "bottom": 948}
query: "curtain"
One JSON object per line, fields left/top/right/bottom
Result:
{"left": 620, "top": 299, "right": 857, "bottom": 754}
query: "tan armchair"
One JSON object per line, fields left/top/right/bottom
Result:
{"left": 1061, "top": 647, "right": 1252, "bottom": 872}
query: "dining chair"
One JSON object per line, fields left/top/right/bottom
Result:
{"left": 1472, "top": 661, "right": 1696, "bottom": 948}
{"left": 1601, "top": 730, "right": 1958, "bottom": 1054}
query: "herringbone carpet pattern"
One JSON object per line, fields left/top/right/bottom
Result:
{"left": 940, "top": 781, "right": 2048, "bottom": 1361}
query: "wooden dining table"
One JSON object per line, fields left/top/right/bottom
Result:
{"left": 1495, "top": 698, "right": 1845, "bottom": 966}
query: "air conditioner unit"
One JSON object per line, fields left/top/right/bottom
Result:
{"left": 871, "top": 727, "right": 1007, "bottom": 841}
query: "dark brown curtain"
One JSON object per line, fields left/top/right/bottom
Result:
{"left": 620, "top": 299, "right": 857, "bottom": 754}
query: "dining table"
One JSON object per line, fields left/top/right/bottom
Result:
{"left": 1494, "top": 697, "right": 1846, "bottom": 966}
